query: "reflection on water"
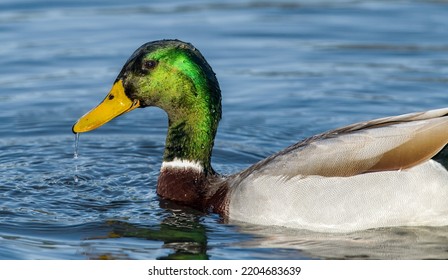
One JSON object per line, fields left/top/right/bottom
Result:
{"left": 236, "top": 223, "right": 448, "bottom": 259}
{"left": 105, "top": 202, "right": 209, "bottom": 260}
{"left": 82, "top": 214, "right": 448, "bottom": 260}
{"left": 2, "top": 0, "right": 448, "bottom": 259}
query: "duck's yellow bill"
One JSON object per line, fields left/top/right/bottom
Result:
{"left": 72, "top": 80, "right": 140, "bottom": 133}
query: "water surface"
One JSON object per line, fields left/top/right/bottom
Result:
{"left": 1, "top": 0, "right": 448, "bottom": 259}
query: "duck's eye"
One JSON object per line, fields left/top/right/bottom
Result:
{"left": 142, "top": 60, "right": 157, "bottom": 71}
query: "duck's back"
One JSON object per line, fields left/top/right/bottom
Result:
{"left": 226, "top": 108, "right": 448, "bottom": 232}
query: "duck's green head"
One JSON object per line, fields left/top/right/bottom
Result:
{"left": 73, "top": 40, "right": 222, "bottom": 171}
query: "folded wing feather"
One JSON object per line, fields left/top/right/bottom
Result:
{"left": 242, "top": 108, "right": 448, "bottom": 178}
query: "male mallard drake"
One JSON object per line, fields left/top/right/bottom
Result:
{"left": 73, "top": 39, "right": 448, "bottom": 233}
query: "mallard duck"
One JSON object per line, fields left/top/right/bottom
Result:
{"left": 73, "top": 39, "right": 448, "bottom": 232}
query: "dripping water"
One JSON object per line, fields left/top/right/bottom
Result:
{"left": 74, "top": 133, "right": 80, "bottom": 159}
{"left": 74, "top": 133, "right": 79, "bottom": 183}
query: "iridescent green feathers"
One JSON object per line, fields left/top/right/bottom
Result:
{"left": 117, "top": 40, "right": 222, "bottom": 173}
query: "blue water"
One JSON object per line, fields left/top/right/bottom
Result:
{"left": 1, "top": 0, "right": 448, "bottom": 259}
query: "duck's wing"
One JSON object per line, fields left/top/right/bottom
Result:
{"left": 241, "top": 108, "right": 448, "bottom": 178}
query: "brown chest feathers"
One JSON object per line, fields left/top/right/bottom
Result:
{"left": 156, "top": 167, "right": 229, "bottom": 215}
